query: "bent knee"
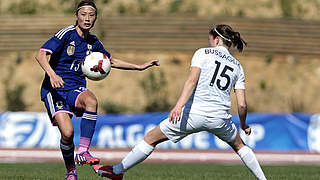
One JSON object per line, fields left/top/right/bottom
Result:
{"left": 77, "top": 91, "right": 98, "bottom": 110}
{"left": 79, "top": 96, "right": 98, "bottom": 111}
{"left": 61, "top": 130, "right": 74, "bottom": 142}
{"left": 85, "top": 97, "right": 98, "bottom": 108}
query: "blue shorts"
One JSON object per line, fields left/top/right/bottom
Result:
{"left": 42, "top": 87, "right": 89, "bottom": 126}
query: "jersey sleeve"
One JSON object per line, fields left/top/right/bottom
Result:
{"left": 40, "top": 34, "right": 66, "bottom": 54}
{"left": 97, "top": 40, "right": 112, "bottom": 60}
{"left": 191, "top": 48, "right": 205, "bottom": 68}
{"left": 234, "top": 64, "right": 246, "bottom": 89}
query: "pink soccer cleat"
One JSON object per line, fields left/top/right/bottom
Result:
{"left": 75, "top": 151, "right": 100, "bottom": 165}
{"left": 93, "top": 165, "right": 123, "bottom": 180}
{"left": 66, "top": 172, "right": 77, "bottom": 180}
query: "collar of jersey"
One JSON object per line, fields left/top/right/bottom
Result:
{"left": 74, "top": 26, "right": 90, "bottom": 41}
{"left": 214, "top": 45, "right": 229, "bottom": 52}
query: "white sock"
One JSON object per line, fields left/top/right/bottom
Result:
{"left": 113, "top": 140, "right": 154, "bottom": 174}
{"left": 237, "top": 146, "right": 267, "bottom": 180}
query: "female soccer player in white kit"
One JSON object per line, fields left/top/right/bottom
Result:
{"left": 93, "top": 24, "right": 267, "bottom": 180}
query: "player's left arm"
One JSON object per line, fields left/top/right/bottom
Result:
{"left": 169, "top": 67, "right": 200, "bottom": 124}
{"left": 235, "top": 89, "right": 251, "bottom": 135}
{"left": 96, "top": 40, "right": 159, "bottom": 70}
{"left": 110, "top": 58, "right": 159, "bottom": 70}
{"left": 234, "top": 63, "right": 250, "bottom": 135}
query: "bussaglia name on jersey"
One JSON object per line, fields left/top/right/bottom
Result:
{"left": 204, "top": 48, "right": 240, "bottom": 67}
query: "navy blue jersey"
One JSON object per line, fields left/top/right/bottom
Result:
{"left": 40, "top": 25, "right": 111, "bottom": 99}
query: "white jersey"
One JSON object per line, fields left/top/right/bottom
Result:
{"left": 184, "top": 46, "right": 245, "bottom": 119}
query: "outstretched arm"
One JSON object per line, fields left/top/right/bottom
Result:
{"left": 35, "top": 50, "right": 64, "bottom": 89}
{"left": 169, "top": 67, "right": 201, "bottom": 124}
{"left": 235, "top": 89, "right": 251, "bottom": 135}
{"left": 110, "top": 58, "right": 159, "bottom": 70}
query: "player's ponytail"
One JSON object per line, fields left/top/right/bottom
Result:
{"left": 209, "top": 24, "right": 247, "bottom": 52}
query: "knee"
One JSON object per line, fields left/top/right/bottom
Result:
{"left": 144, "top": 126, "right": 168, "bottom": 147}
{"left": 228, "top": 135, "right": 245, "bottom": 152}
{"left": 61, "top": 130, "right": 74, "bottom": 143}
{"left": 84, "top": 96, "right": 98, "bottom": 110}
{"left": 232, "top": 141, "right": 245, "bottom": 152}
{"left": 144, "top": 133, "right": 155, "bottom": 146}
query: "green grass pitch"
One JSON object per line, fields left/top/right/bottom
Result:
{"left": 1, "top": 162, "right": 320, "bottom": 180}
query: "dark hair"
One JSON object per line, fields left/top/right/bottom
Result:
{"left": 76, "top": 0, "right": 97, "bottom": 16}
{"left": 209, "top": 24, "right": 247, "bottom": 52}
{"left": 75, "top": 0, "right": 97, "bottom": 26}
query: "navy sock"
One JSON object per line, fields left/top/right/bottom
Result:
{"left": 80, "top": 111, "right": 97, "bottom": 138}
{"left": 60, "top": 140, "right": 75, "bottom": 173}
{"left": 78, "top": 111, "right": 97, "bottom": 153}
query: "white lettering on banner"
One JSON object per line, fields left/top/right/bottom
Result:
{"left": 157, "top": 135, "right": 192, "bottom": 149}
{"left": 114, "top": 126, "right": 127, "bottom": 148}
{"left": 97, "top": 124, "right": 211, "bottom": 149}
{"left": 178, "top": 135, "right": 192, "bottom": 149}
{"left": 0, "top": 112, "right": 60, "bottom": 148}
{"left": 194, "top": 132, "right": 210, "bottom": 149}
{"left": 157, "top": 140, "right": 169, "bottom": 149}
{"left": 159, "top": 132, "right": 209, "bottom": 149}
{"left": 308, "top": 114, "right": 320, "bottom": 152}
{"left": 145, "top": 124, "right": 157, "bottom": 135}
{"left": 127, "top": 124, "right": 144, "bottom": 146}
{"left": 215, "top": 136, "right": 230, "bottom": 150}
{"left": 97, "top": 125, "right": 127, "bottom": 148}
{"left": 240, "top": 124, "right": 265, "bottom": 148}
{"left": 97, "top": 124, "right": 157, "bottom": 148}
{"left": 96, "top": 126, "right": 113, "bottom": 148}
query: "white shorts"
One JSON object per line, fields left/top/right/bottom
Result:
{"left": 159, "top": 112, "right": 237, "bottom": 143}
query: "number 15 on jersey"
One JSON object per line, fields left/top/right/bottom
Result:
{"left": 210, "top": 61, "right": 234, "bottom": 91}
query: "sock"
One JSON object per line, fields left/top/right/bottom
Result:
{"left": 237, "top": 146, "right": 267, "bottom": 180}
{"left": 78, "top": 111, "right": 97, "bottom": 154}
{"left": 113, "top": 140, "right": 154, "bottom": 174}
{"left": 60, "top": 140, "right": 76, "bottom": 173}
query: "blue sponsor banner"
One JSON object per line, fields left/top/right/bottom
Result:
{"left": 0, "top": 112, "right": 320, "bottom": 152}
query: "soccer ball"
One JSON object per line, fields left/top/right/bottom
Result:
{"left": 82, "top": 52, "right": 111, "bottom": 81}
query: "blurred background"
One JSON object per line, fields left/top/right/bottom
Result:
{"left": 1, "top": 0, "right": 320, "bottom": 164}
{"left": 0, "top": 0, "right": 320, "bottom": 114}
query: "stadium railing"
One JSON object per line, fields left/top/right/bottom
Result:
{"left": 0, "top": 15, "right": 319, "bottom": 55}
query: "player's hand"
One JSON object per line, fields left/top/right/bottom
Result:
{"left": 138, "top": 59, "right": 160, "bottom": 70}
{"left": 169, "top": 105, "right": 182, "bottom": 124}
{"left": 241, "top": 125, "right": 251, "bottom": 135}
{"left": 50, "top": 73, "right": 64, "bottom": 89}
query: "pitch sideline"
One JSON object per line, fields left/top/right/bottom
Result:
{"left": 1, "top": 148, "right": 320, "bottom": 165}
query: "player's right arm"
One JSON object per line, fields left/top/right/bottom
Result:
{"left": 169, "top": 67, "right": 200, "bottom": 124}
{"left": 36, "top": 26, "right": 70, "bottom": 89}
{"left": 235, "top": 89, "right": 250, "bottom": 135}
{"left": 35, "top": 50, "right": 64, "bottom": 89}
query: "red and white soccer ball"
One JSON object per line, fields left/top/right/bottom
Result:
{"left": 82, "top": 52, "right": 111, "bottom": 81}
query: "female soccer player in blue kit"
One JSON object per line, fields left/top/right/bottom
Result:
{"left": 93, "top": 24, "right": 267, "bottom": 180}
{"left": 35, "top": 1, "right": 159, "bottom": 179}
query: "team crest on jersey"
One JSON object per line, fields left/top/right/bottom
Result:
{"left": 67, "top": 41, "right": 75, "bottom": 56}
{"left": 55, "top": 101, "right": 64, "bottom": 110}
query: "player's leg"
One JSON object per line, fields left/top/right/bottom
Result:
{"left": 228, "top": 132, "right": 266, "bottom": 179}
{"left": 208, "top": 118, "right": 266, "bottom": 180}
{"left": 111, "top": 112, "right": 202, "bottom": 175}
{"left": 228, "top": 133, "right": 266, "bottom": 180}
{"left": 93, "top": 125, "right": 168, "bottom": 179}
{"left": 93, "top": 112, "right": 203, "bottom": 178}
{"left": 117, "top": 125, "right": 168, "bottom": 173}
{"left": 72, "top": 89, "right": 99, "bottom": 165}
{"left": 55, "top": 113, "right": 77, "bottom": 179}
{"left": 43, "top": 91, "right": 77, "bottom": 179}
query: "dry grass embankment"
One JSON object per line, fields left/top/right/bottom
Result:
{"left": 1, "top": 50, "right": 320, "bottom": 114}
